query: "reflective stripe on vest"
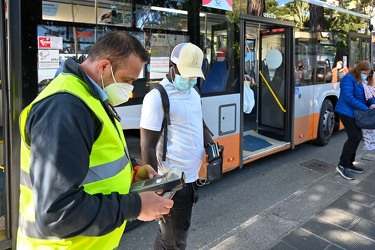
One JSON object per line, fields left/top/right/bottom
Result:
{"left": 18, "top": 73, "right": 133, "bottom": 249}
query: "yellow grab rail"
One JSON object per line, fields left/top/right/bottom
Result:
{"left": 259, "top": 71, "right": 286, "bottom": 113}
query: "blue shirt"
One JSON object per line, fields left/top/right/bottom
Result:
{"left": 86, "top": 74, "right": 108, "bottom": 102}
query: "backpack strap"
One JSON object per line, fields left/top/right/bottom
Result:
{"left": 153, "top": 84, "right": 214, "bottom": 161}
{"left": 154, "top": 84, "right": 170, "bottom": 161}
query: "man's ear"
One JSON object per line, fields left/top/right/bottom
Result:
{"left": 98, "top": 59, "right": 111, "bottom": 75}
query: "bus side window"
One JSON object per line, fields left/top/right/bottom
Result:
{"left": 201, "top": 59, "right": 228, "bottom": 94}
{"left": 201, "top": 48, "right": 228, "bottom": 94}
{"left": 199, "top": 56, "right": 209, "bottom": 89}
{"left": 315, "top": 65, "right": 326, "bottom": 83}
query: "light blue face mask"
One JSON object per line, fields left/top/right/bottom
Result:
{"left": 173, "top": 73, "right": 197, "bottom": 91}
{"left": 361, "top": 74, "right": 369, "bottom": 81}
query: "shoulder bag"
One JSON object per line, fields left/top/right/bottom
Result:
{"left": 353, "top": 108, "right": 375, "bottom": 129}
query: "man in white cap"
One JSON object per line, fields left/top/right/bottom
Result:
{"left": 140, "top": 43, "right": 210, "bottom": 249}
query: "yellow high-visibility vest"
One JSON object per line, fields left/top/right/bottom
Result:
{"left": 18, "top": 73, "right": 133, "bottom": 249}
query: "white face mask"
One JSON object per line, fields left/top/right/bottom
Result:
{"left": 101, "top": 66, "right": 134, "bottom": 106}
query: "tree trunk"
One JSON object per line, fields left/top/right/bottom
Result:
{"left": 309, "top": 4, "right": 324, "bottom": 32}
{"left": 248, "top": 0, "right": 265, "bottom": 16}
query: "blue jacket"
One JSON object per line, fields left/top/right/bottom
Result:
{"left": 334, "top": 73, "right": 375, "bottom": 118}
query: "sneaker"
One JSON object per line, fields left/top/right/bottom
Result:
{"left": 336, "top": 165, "right": 354, "bottom": 180}
{"left": 347, "top": 164, "right": 364, "bottom": 174}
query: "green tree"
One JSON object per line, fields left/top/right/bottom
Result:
{"left": 276, "top": 0, "right": 309, "bottom": 31}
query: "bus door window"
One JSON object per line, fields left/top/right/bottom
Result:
{"left": 259, "top": 31, "right": 286, "bottom": 130}
{"left": 0, "top": 75, "right": 4, "bottom": 242}
{"left": 348, "top": 33, "right": 371, "bottom": 68}
{"left": 245, "top": 39, "right": 257, "bottom": 82}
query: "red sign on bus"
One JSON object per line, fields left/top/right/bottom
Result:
{"left": 38, "top": 36, "right": 51, "bottom": 49}
{"left": 37, "top": 36, "right": 63, "bottom": 50}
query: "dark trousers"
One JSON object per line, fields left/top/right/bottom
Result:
{"left": 154, "top": 182, "right": 198, "bottom": 250}
{"left": 339, "top": 114, "right": 362, "bottom": 167}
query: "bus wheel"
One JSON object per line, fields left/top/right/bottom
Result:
{"left": 314, "top": 99, "right": 335, "bottom": 146}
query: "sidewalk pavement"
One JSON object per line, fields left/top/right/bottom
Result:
{"left": 209, "top": 150, "right": 375, "bottom": 250}
{"left": 124, "top": 132, "right": 375, "bottom": 250}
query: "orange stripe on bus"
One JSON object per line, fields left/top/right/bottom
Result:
{"left": 294, "top": 113, "right": 344, "bottom": 145}
{"left": 293, "top": 113, "right": 319, "bottom": 145}
{"left": 198, "top": 133, "right": 240, "bottom": 179}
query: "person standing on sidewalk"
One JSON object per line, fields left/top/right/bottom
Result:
{"left": 17, "top": 31, "right": 173, "bottom": 249}
{"left": 361, "top": 79, "right": 375, "bottom": 150}
{"left": 335, "top": 60, "right": 375, "bottom": 180}
{"left": 140, "top": 43, "right": 208, "bottom": 249}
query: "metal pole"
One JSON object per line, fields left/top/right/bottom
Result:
{"left": 95, "top": 0, "right": 98, "bottom": 42}
{"left": 71, "top": 4, "right": 78, "bottom": 58}
{"left": 369, "top": 18, "right": 373, "bottom": 66}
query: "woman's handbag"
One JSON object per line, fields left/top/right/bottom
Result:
{"left": 353, "top": 109, "right": 375, "bottom": 129}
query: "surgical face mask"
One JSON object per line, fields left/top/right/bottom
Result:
{"left": 361, "top": 74, "right": 369, "bottom": 81}
{"left": 171, "top": 66, "right": 197, "bottom": 91}
{"left": 173, "top": 74, "right": 197, "bottom": 91}
{"left": 101, "top": 66, "right": 134, "bottom": 106}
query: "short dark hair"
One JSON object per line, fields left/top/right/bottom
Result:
{"left": 87, "top": 31, "right": 149, "bottom": 71}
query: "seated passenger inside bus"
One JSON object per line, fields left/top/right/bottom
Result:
{"left": 331, "top": 60, "right": 349, "bottom": 82}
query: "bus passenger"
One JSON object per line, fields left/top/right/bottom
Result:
{"left": 331, "top": 60, "right": 349, "bottom": 82}
{"left": 140, "top": 43, "right": 209, "bottom": 249}
{"left": 361, "top": 79, "right": 375, "bottom": 150}
{"left": 335, "top": 60, "right": 375, "bottom": 180}
{"left": 17, "top": 31, "right": 173, "bottom": 249}
{"left": 295, "top": 60, "right": 305, "bottom": 85}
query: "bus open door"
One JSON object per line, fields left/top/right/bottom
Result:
{"left": 239, "top": 15, "right": 295, "bottom": 167}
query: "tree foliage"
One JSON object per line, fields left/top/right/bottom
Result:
{"left": 229, "top": 0, "right": 370, "bottom": 63}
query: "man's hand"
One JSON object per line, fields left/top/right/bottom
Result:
{"left": 137, "top": 192, "right": 174, "bottom": 221}
{"left": 134, "top": 164, "right": 158, "bottom": 183}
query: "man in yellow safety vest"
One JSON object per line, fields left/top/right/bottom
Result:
{"left": 18, "top": 31, "right": 173, "bottom": 249}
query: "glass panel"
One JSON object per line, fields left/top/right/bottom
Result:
{"left": 0, "top": 74, "right": 5, "bottom": 242}
{"left": 361, "top": 39, "right": 370, "bottom": 61}
{"left": 36, "top": 24, "right": 153, "bottom": 92}
{"left": 200, "top": 13, "right": 235, "bottom": 94}
{"left": 135, "top": 5, "right": 187, "bottom": 31}
{"left": 316, "top": 44, "right": 334, "bottom": 83}
{"left": 42, "top": 1, "right": 133, "bottom": 27}
{"left": 0, "top": 172, "right": 4, "bottom": 242}
{"left": 260, "top": 33, "right": 285, "bottom": 129}
{"left": 295, "top": 32, "right": 336, "bottom": 85}
{"left": 37, "top": 25, "right": 101, "bottom": 92}
{"left": 349, "top": 37, "right": 361, "bottom": 67}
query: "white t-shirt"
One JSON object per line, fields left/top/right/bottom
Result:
{"left": 140, "top": 78, "right": 204, "bottom": 183}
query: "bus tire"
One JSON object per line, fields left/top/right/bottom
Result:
{"left": 314, "top": 99, "right": 335, "bottom": 146}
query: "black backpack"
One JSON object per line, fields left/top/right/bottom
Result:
{"left": 153, "top": 84, "right": 171, "bottom": 161}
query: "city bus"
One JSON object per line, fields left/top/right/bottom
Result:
{"left": 0, "top": 0, "right": 373, "bottom": 248}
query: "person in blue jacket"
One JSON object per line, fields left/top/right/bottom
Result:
{"left": 335, "top": 60, "right": 375, "bottom": 180}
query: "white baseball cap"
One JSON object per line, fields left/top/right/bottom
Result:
{"left": 170, "top": 43, "right": 205, "bottom": 79}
